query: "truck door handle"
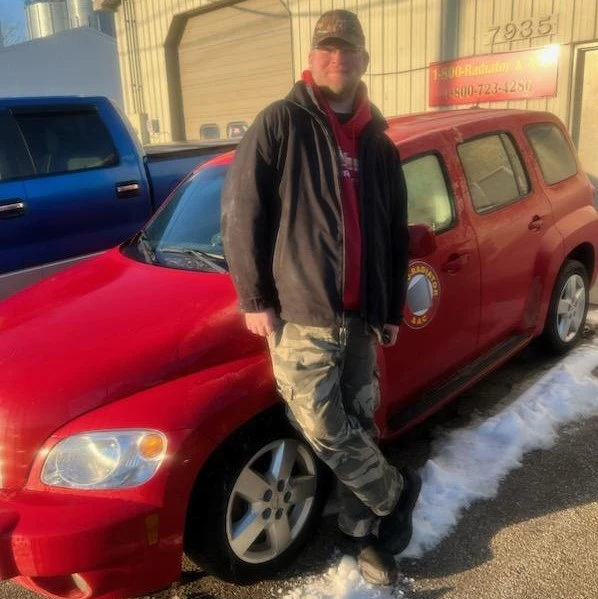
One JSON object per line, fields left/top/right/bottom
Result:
{"left": 116, "top": 181, "right": 141, "bottom": 198}
{"left": 442, "top": 253, "right": 470, "bottom": 273}
{"left": 528, "top": 215, "right": 544, "bottom": 231}
{"left": 0, "top": 200, "right": 26, "bottom": 219}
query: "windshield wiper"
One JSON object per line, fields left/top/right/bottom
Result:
{"left": 137, "top": 229, "right": 159, "bottom": 264}
{"left": 158, "top": 247, "right": 226, "bottom": 273}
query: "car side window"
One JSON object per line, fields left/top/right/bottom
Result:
{"left": 403, "top": 153, "right": 454, "bottom": 232}
{"left": 13, "top": 109, "right": 118, "bottom": 176}
{"left": 458, "top": 133, "right": 530, "bottom": 213}
{"left": 0, "top": 111, "right": 35, "bottom": 182}
{"left": 525, "top": 123, "right": 578, "bottom": 185}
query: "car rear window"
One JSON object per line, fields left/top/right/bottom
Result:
{"left": 525, "top": 123, "right": 578, "bottom": 185}
{"left": 403, "top": 153, "right": 454, "bottom": 232}
{"left": 458, "top": 133, "right": 530, "bottom": 213}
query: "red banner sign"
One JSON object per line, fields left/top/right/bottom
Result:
{"left": 429, "top": 46, "right": 559, "bottom": 107}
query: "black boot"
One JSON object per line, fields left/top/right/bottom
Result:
{"left": 346, "top": 533, "right": 399, "bottom": 586}
{"left": 378, "top": 466, "right": 422, "bottom": 555}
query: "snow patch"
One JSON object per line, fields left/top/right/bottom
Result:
{"left": 283, "top": 340, "right": 598, "bottom": 598}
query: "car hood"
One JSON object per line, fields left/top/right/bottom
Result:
{"left": 0, "top": 248, "right": 256, "bottom": 488}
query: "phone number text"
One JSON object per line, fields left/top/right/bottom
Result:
{"left": 440, "top": 79, "right": 533, "bottom": 99}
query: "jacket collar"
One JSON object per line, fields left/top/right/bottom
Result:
{"left": 285, "top": 79, "right": 388, "bottom": 132}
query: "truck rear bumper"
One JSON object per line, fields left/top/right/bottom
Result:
{"left": 0, "top": 490, "right": 182, "bottom": 599}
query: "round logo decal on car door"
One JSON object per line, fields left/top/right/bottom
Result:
{"left": 404, "top": 261, "right": 441, "bottom": 329}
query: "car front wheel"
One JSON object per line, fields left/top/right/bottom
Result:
{"left": 541, "top": 259, "right": 589, "bottom": 354}
{"left": 184, "top": 413, "right": 330, "bottom": 583}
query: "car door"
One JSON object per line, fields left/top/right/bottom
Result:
{"left": 0, "top": 110, "right": 38, "bottom": 294}
{"left": 11, "top": 103, "right": 150, "bottom": 269}
{"left": 456, "top": 130, "right": 554, "bottom": 352}
{"left": 379, "top": 133, "right": 481, "bottom": 432}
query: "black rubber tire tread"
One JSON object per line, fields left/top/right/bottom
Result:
{"left": 540, "top": 259, "right": 589, "bottom": 355}
{"left": 184, "top": 410, "right": 331, "bottom": 583}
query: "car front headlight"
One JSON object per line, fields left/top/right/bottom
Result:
{"left": 41, "top": 430, "right": 167, "bottom": 489}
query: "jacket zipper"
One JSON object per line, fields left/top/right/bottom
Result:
{"left": 358, "top": 125, "right": 377, "bottom": 324}
{"left": 299, "top": 102, "right": 346, "bottom": 323}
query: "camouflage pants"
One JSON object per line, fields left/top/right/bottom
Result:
{"left": 267, "top": 315, "right": 402, "bottom": 537}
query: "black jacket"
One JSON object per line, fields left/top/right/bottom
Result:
{"left": 221, "top": 81, "right": 409, "bottom": 331}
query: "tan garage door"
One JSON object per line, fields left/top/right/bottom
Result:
{"left": 179, "top": 0, "right": 293, "bottom": 142}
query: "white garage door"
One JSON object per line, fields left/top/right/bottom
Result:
{"left": 178, "top": 0, "right": 293, "bottom": 141}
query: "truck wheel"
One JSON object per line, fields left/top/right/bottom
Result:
{"left": 184, "top": 414, "right": 330, "bottom": 583}
{"left": 541, "top": 259, "right": 589, "bottom": 354}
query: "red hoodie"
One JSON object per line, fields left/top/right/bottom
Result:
{"left": 302, "top": 70, "right": 372, "bottom": 311}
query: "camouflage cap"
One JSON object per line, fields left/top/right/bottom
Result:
{"left": 311, "top": 10, "right": 366, "bottom": 49}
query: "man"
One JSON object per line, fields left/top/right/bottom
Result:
{"left": 221, "top": 9, "right": 421, "bottom": 586}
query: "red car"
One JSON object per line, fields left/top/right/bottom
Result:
{"left": 1, "top": 109, "right": 596, "bottom": 599}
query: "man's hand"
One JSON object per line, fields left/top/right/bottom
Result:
{"left": 381, "top": 324, "right": 400, "bottom": 347}
{"left": 245, "top": 308, "right": 279, "bottom": 337}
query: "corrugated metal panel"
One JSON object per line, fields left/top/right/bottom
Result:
{"left": 382, "top": 0, "right": 398, "bottom": 74}
{"left": 411, "top": 0, "right": 427, "bottom": 70}
{"left": 573, "top": 0, "right": 598, "bottom": 41}
{"left": 552, "top": 0, "right": 575, "bottom": 45}
{"left": 365, "top": 0, "right": 384, "bottom": 81}
{"left": 459, "top": 0, "right": 478, "bottom": 57}
{"left": 425, "top": 0, "right": 442, "bottom": 63}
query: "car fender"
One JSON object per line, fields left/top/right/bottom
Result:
{"left": 556, "top": 205, "right": 598, "bottom": 283}
{"left": 31, "top": 352, "right": 278, "bottom": 500}
{"left": 532, "top": 207, "right": 598, "bottom": 335}
{"left": 24, "top": 353, "right": 280, "bottom": 577}
{"left": 524, "top": 223, "right": 565, "bottom": 335}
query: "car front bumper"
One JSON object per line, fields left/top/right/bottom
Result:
{"left": 0, "top": 490, "right": 182, "bottom": 599}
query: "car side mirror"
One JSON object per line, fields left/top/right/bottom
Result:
{"left": 409, "top": 223, "right": 437, "bottom": 258}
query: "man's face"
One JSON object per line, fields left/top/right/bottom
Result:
{"left": 309, "top": 39, "right": 369, "bottom": 102}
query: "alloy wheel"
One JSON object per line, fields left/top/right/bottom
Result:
{"left": 225, "top": 438, "right": 318, "bottom": 564}
{"left": 556, "top": 273, "right": 586, "bottom": 343}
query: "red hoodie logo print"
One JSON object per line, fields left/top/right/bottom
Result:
{"left": 340, "top": 150, "right": 359, "bottom": 181}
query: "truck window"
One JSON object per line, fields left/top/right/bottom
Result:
{"left": 200, "top": 124, "right": 220, "bottom": 141}
{"left": 14, "top": 110, "right": 118, "bottom": 176}
{"left": 458, "top": 133, "right": 530, "bottom": 213}
{"left": 0, "top": 111, "right": 34, "bottom": 181}
{"left": 403, "top": 153, "right": 454, "bottom": 232}
{"left": 525, "top": 123, "right": 578, "bottom": 185}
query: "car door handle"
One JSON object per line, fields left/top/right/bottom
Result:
{"left": 0, "top": 200, "right": 26, "bottom": 219}
{"left": 442, "top": 253, "right": 470, "bottom": 273}
{"left": 528, "top": 215, "right": 544, "bottom": 231}
{"left": 116, "top": 181, "right": 141, "bottom": 198}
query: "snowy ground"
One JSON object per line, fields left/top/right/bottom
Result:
{"left": 280, "top": 313, "right": 598, "bottom": 599}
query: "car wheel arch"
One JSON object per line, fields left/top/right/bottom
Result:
{"left": 182, "top": 404, "right": 331, "bottom": 583}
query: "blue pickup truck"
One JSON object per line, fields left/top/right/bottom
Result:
{"left": 0, "top": 96, "right": 235, "bottom": 300}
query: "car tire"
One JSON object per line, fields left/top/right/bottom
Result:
{"left": 184, "top": 411, "right": 331, "bottom": 583}
{"left": 540, "top": 259, "right": 589, "bottom": 354}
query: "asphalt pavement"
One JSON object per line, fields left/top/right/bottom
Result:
{"left": 400, "top": 415, "right": 598, "bottom": 599}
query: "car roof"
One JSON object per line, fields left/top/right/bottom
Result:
{"left": 195, "top": 108, "right": 556, "bottom": 173}
{"left": 0, "top": 96, "right": 110, "bottom": 108}
{"left": 386, "top": 107, "right": 554, "bottom": 143}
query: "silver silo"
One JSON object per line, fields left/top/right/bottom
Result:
{"left": 26, "top": 0, "right": 69, "bottom": 40}
{"left": 66, "top": 0, "right": 98, "bottom": 29}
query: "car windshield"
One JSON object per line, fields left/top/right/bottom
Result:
{"left": 127, "top": 165, "right": 228, "bottom": 272}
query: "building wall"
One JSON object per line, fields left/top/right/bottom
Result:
{"left": 0, "top": 28, "right": 123, "bottom": 106}
{"left": 108, "top": 0, "right": 598, "bottom": 143}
